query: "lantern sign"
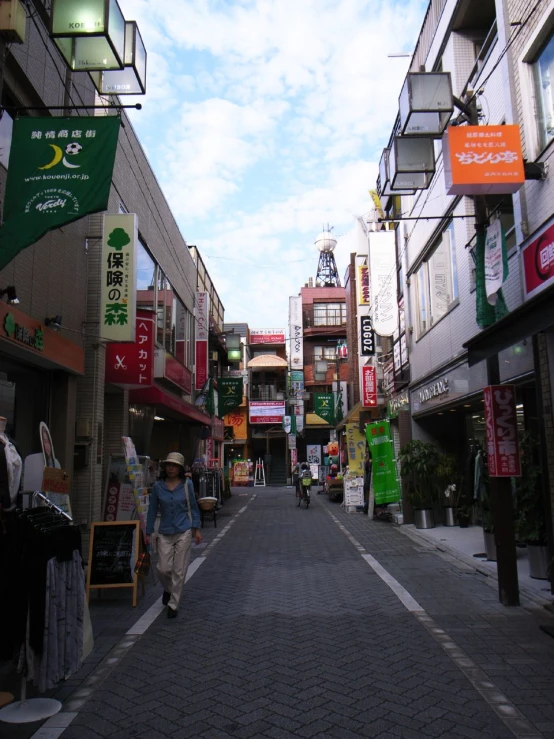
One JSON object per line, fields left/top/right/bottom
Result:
{"left": 378, "top": 147, "right": 415, "bottom": 197}
{"left": 443, "top": 125, "right": 525, "bottom": 195}
{"left": 483, "top": 385, "right": 521, "bottom": 477}
{"left": 389, "top": 136, "right": 435, "bottom": 191}
{"left": 89, "top": 21, "right": 147, "bottom": 95}
{"left": 51, "top": 0, "right": 126, "bottom": 72}
{"left": 399, "top": 72, "right": 453, "bottom": 137}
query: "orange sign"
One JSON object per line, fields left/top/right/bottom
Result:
{"left": 444, "top": 125, "right": 524, "bottom": 195}
{"left": 224, "top": 407, "right": 248, "bottom": 441}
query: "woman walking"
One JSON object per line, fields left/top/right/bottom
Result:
{"left": 145, "top": 452, "right": 202, "bottom": 618}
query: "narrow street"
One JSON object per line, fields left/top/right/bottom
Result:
{"left": 19, "top": 487, "right": 554, "bottom": 739}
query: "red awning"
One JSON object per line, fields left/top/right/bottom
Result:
{"left": 129, "top": 386, "right": 212, "bottom": 425}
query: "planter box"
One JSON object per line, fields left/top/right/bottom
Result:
{"left": 414, "top": 508, "right": 434, "bottom": 529}
{"left": 443, "top": 507, "right": 455, "bottom": 526}
{"left": 528, "top": 544, "right": 550, "bottom": 580}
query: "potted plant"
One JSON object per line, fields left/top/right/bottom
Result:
{"left": 515, "top": 433, "right": 550, "bottom": 580}
{"left": 436, "top": 453, "right": 458, "bottom": 526}
{"left": 399, "top": 440, "right": 440, "bottom": 529}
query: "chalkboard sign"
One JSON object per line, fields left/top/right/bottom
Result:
{"left": 86, "top": 521, "right": 140, "bottom": 607}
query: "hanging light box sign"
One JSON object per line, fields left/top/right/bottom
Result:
{"left": 378, "top": 147, "right": 415, "bottom": 197}
{"left": 389, "top": 136, "right": 435, "bottom": 191}
{"left": 443, "top": 124, "right": 525, "bottom": 195}
{"left": 89, "top": 22, "right": 147, "bottom": 95}
{"left": 51, "top": 0, "right": 126, "bottom": 72}
{"left": 399, "top": 72, "right": 453, "bottom": 137}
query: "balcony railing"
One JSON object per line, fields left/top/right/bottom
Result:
{"left": 250, "top": 384, "right": 287, "bottom": 400}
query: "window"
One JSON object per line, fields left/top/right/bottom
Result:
{"left": 413, "top": 224, "right": 458, "bottom": 336}
{"left": 532, "top": 31, "right": 554, "bottom": 150}
{"left": 313, "top": 303, "right": 346, "bottom": 326}
{"left": 313, "top": 346, "right": 336, "bottom": 360}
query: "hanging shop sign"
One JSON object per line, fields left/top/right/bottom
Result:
{"left": 314, "top": 394, "right": 334, "bottom": 424}
{"left": 483, "top": 385, "right": 521, "bottom": 477}
{"left": 0, "top": 115, "right": 120, "bottom": 271}
{"left": 249, "top": 328, "right": 286, "bottom": 344}
{"left": 306, "top": 445, "right": 322, "bottom": 465}
{"left": 360, "top": 316, "right": 375, "bottom": 356}
{"left": 366, "top": 420, "right": 400, "bottom": 505}
{"left": 289, "top": 296, "right": 303, "bottom": 368}
{"left": 358, "top": 265, "right": 370, "bottom": 305}
{"left": 361, "top": 365, "right": 377, "bottom": 407}
{"left": 521, "top": 219, "right": 554, "bottom": 300}
{"left": 105, "top": 309, "right": 154, "bottom": 387}
{"left": 388, "top": 391, "right": 409, "bottom": 418}
{"left": 195, "top": 291, "right": 209, "bottom": 391}
{"left": 346, "top": 423, "right": 365, "bottom": 476}
{"left": 224, "top": 407, "right": 248, "bottom": 442}
{"left": 100, "top": 213, "right": 137, "bottom": 342}
{"left": 217, "top": 377, "right": 243, "bottom": 418}
{"left": 368, "top": 230, "right": 398, "bottom": 336}
{"left": 484, "top": 220, "right": 508, "bottom": 306}
{"left": 443, "top": 124, "right": 525, "bottom": 196}
{"left": 249, "top": 401, "right": 285, "bottom": 424}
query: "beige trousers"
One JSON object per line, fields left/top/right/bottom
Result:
{"left": 156, "top": 530, "right": 192, "bottom": 611}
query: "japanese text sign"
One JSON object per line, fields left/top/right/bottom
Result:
{"left": 346, "top": 423, "right": 365, "bottom": 475}
{"left": 361, "top": 365, "right": 377, "bottom": 407}
{"left": 358, "top": 265, "right": 370, "bottom": 305}
{"left": 195, "top": 291, "right": 209, "bottom": 391}
{"left": 101, "top": 214, "right": 137, "bottom": 341}
{"left": 444, "top": 125, "right": 524, "bottom": 196}
{"left": 105, "top": 309, "right": 155, "bottom": 387}
{"left": 483, "top": 385, "right": 521, "bottom": 477}
{"left": 250, "top": 328, "right": 286, "bottom": 344}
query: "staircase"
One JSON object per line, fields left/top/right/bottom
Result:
{"left": 269, "top": 456, "right": 287, "bottom": 486}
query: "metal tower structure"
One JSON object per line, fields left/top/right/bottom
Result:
{"left": 315, "top": 228, "right": 340, "bottom": 287}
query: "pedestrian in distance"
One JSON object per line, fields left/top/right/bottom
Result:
{"left": 291, "top": 460, "right": 300, "bottom": 493}
{"left": 145, "top": 452, "right": 202, "bottom": 619}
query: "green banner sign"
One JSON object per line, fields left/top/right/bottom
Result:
{"left": 0, "top": 116, "right": 120, "bottom": 270}
{"left": 217, "top": 377, "right": 243, "bottom": 418}
{"left": 474, "top": 230, "right": 508, "bottom": 330}
{"left": 366, "top": 420, "right": 400, "bottom": 505}
{"left": 314, "top": 393, "right": 334, "bottom": 424}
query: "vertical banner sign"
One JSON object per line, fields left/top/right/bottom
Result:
{"left": 346, "top": 423, "right": 366, "bottom": 475}
{"left": 360, "top": 316, "right": 375, "bottom": 356}
{"left": 368, "top": 230, "right": 398, "bottom": 336}
{"left": 483, "top": 385, "right": 521, "bottom": 477}
{"left": 314, "top": 394, "right": 334, "bottom": 424}
{"left": 357, "top": 265, "right": 370, "bottom": 305}
{"left": 484, "top": 220, "right": 508, "bottom": 306}
{"left": 105, "top": 309, "right": 155, "bottom": 386}
{"left": 306, "top": 445, "right": 322, "bottom": 464}
{"left": 101, "top": 214, "right": 137, "bottom": 341}
{"left": 289, "top": 296, "right": 304, "bottom": 369}
{"left": 0, "top": 116, "right": 120, "bottom": 270}
{"left": 366, "top": 421, "right": 400, "bottom": 504}
{"left": 217, "top": 377, "right": 243, "bottom": 418}
{"left": 475, "top": 231, "right": 508, "bottom": 329}
{"left": 195, "top": 291, "right": 209, "bottom": 391}
{"left": 361, "top": 365, "right": 377, "bottom": 407}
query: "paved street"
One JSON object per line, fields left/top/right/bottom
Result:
{"left": 5, "top": 486, "right": 554, "bottom": 739}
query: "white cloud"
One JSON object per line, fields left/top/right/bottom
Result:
{"left": 118, "top": 0, "right": 427, "bottom": 325}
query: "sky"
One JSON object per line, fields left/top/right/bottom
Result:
{"left": 118, "top": 0, "right": 428, "bottom": 329}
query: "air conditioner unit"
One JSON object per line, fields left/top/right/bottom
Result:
{"left": 0, "top": 0, "right": 26, "bottom": 43}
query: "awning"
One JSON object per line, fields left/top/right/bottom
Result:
{"left": 463, "top": 286, "right": 554, "bottom": 366}
{"left": 247, "top": 354, "right": 288, "bottom": 369}
{"left": 129, "top": 385, "right": 212, "bottom": 425}
{"left": 335, "top": 402, "right": 361, "bottom": 431}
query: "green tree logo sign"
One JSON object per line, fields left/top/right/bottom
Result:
{"left": 104, "top": 227, "right": 131, "bottom": 327}
{"left": 107, "top": 228, "right": 130, "bottom": 251}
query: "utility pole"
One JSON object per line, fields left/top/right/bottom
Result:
{"left": 457, "top": 94, "right": 520, "bottom": 606}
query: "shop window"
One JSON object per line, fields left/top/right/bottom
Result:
{"left": 532, "top": 30, "right": 554, "bottom": 151}
{"left": 413, "top": 223, "right": 458, "bottom": 337}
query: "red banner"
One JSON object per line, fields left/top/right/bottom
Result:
{"left": 483, "top": 385, "right": 521, "bottom": 477}
{"left": 522, "top": 221, "right": 554, "bottom": 299}
{"left": 361, "top": 366, "right": 377, "bottom": 407}
{"left": 195, "top": 340, "right": 208, "bottom": 391}
{"left": 105, "top": 309, "right": 155, "bottom": 387}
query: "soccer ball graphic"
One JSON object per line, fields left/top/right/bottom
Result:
{"left": 65, "top": 142, "right": 82, "bottom": 155}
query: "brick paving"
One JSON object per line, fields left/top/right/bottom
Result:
{"left": 2, "top": 486, "right": 554, "bottom": 739}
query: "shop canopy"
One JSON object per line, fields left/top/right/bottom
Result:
{"left": 464, "top": 286, "right": 554, "bottom": 366}
{"left": 247, "top": 355, "right": 288, "bottom": 370}
{"left": 129, "top": 386, "right": 212, "bottom": 425}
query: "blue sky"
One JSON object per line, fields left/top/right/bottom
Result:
{"left": 119, "top": 0, "right": 428, "bottom": 327}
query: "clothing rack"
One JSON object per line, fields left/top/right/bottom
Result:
{"left": 32, "top": 491, "right": 73, "bottom": 521}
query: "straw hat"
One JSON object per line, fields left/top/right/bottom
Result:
{"left": 161, "top": 452, "right": 185, "bottom": 469}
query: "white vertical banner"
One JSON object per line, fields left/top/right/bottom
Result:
{"left": 101, "top": 214, "right": 137, "bottom": 341}
{"left": 195, "top": 291, "right": 209, "bottom": 391}
{"left": 289, "top": 295, "right": 303, "bottom": 369}
{"left": 368, "top": 230, "right": 398, "bottom": 337}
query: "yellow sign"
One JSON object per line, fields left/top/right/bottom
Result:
{"left": 358, "top": 265, "right": 370, "bottom": 305}
{"left": 345, "top": 423, "right": 366, "bottom": 476}
{"left": 224, "top": 407, "right": 248, "bottom": 441}
{"left": 100, "top": 214, "right": 137, "bottom": 342}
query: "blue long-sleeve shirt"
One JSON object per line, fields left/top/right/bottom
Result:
{"left": 146, "top": 478, "right": 201, "bottom": 535}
